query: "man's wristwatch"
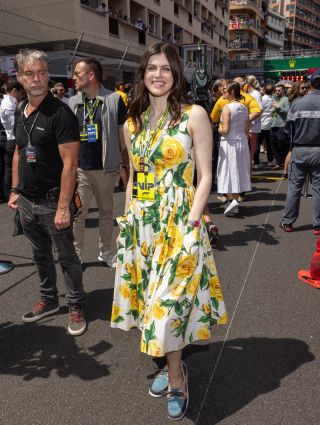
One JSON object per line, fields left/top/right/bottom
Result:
{"left": 10, "top": 187, "right": 19, "bottom": 194}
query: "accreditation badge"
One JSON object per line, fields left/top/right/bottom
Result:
{"left": 86, "top": 123, "right": 98, "bottom": 143}
{"left": 26, "top": 146, "right": 37, "bottom": 163}
{"left": 136, "top": 172, "right": 156, "bottom": 201}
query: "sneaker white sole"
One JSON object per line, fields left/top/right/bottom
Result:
{"left": 68, "top": 323, "right": 87, "bottom": 336}
{"left": 149, "top": 388, "right": 167, "bottom": 398}
{"left": 224, "top": 201, "right": 239, "bottom": 215}
{"left": 22, "top": 306, "right": 60, "bottom": 323}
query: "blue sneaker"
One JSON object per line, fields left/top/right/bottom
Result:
{"left": 167, "top": 361, "right": 189, "bottom": 421}
{"left": 149, "top": 368, "right": 169, "bottom": 397}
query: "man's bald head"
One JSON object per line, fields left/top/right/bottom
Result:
{"left": 233, "top": 76, "right": 245, "bottom": 87}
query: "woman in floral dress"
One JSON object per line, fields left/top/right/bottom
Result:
{"left": 111, "top": 42, "right": 227, "bottom": 420}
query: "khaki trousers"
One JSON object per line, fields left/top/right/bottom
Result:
{"left": 73, "top": 168, "right": 117, "bottom": 259}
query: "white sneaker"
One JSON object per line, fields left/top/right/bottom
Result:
{"left": 98, "top": 252, "right": 114, "bottom": 267}
{"left": 268, "top": 160, "right": 276, "bottom": 167}
{"left": 224, "top": 199, "right": 239, "bottom": 215}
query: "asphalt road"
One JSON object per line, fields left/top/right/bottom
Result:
{"left": 1, "top": 165, "right": 319, "bottom": 425}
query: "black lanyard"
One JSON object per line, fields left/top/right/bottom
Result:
{"left": 21, "top": 108, "right": 40, "bottom": 147}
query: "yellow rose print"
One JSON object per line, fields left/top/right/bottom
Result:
{"left": 130, "top": 290, "right": 139, "bottom": 311}
{"left": 183, "top": 162, "right": 193, "bottom": 186}
{"left": 161, "top": 137, "right": 185, "bottom": 168}
{"left": 127, "top": 118, "right": 136, "bottom": 134}
{"left": 153, "top": 299, "right": 166, "bottom": 320}
{"left": 132, "top": 153, "right": 140, "bottom": 170}
{"left": 209, "top": 276, "right": 223, "bottom": 301}
{"left": 197, "top": 326, "right": 210, "bottom": 340}
{"left": 201, "top": 303, "right": 211, "bottom": 315}
{"left": 141, "top": 241, "right": 148, "bottom": 257}
{"left": 186, "top": 274, "right": 201, "bottom": 296}
{"left": 176, "top": 254, "right": 198, "bottom": 279}
{"left": 171, "top": 318, "right": 182, "bottom": 330}
{"left": 167, "top": 225, "right": 183, "bottom": 257}
{"left": 170, "top": 282, "right": 185, "bottom": 297}
{"left": 149, "top": 339, "right": 163, "bottom": 357}
{"left": 144, "top": 310, "right": 150, "bottom": 325}
{"left": 158, "top": 243, "right": 168, "bottom": 266}
{"left": 155, "top": 159, "right": 165, "bottom": 179}
{"left": 119, "top": 284, "right": 131, "bottom": 299}
{"left": 131, "top": 260, "right": 142, "bottom": 285}
{"left": 140, "top": 339, "right": 147, "bottom": 353}
{"left": 111, "top": 305, "right": 121, "bottom": 322}
{"left": 218, "top": 312, "right": 228, "bottom": 324}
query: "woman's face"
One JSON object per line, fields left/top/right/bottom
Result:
{"left": 299, "top": 83, "right": 307, "bottom": 96}
{"left": 144, "top": 52, "right": 174, "bottom": 98}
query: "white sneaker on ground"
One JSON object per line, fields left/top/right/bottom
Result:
{"left": 268, "top": 160, "right": 276, "bottom": 167}
{"left": 98, "top": 252, "right": 114, "bottom": 267}
{"left": 224, "top": 199, "right": 239, "bottom": 215}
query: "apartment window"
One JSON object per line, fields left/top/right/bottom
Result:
{"left": 174, "top": 2, "right": 179, "bottom": 16}
{"left": 109, "top": 16, "right": 119, "bottom": 36}
{"left": 188, "top": 13, "right": 192, "bottom": 24}
{"left": 148, "top": 12, "right": 159, "bottom": 37}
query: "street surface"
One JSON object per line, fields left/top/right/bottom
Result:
{"left": 1, "top": 166, "right": 319, "bottom": 425}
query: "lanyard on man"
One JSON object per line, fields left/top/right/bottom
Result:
{"left": 21, "top": 109, "right": 40, "bottom": 163}
{"left": 80, "top": 98, "right": 100, "bottom": 143}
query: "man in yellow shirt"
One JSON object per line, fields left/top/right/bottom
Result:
{"left": 210, "top": 77, "right": 262, "bottom": 202}
{"left": 210, "top": 77, "right": 261, "bottom": 124}
{"left": 115, "top": 81, "right": 128, "bottom": 109}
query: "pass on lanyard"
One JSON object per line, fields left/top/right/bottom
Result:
{"left": 135, "top": 171, "right": 155, "bottom": 201}
{"left": 81, "top": 99, "right": 99, "bottom": 143}
{"left": 22, "top": 110, "right": 40, "bottom": 164}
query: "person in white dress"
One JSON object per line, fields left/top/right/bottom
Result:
{"left": 217, "top": 81, "right": 251, "bottom": 216}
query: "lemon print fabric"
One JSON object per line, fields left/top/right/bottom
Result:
{"left": 111, "top": 105, "right": 228, "bottom": 357}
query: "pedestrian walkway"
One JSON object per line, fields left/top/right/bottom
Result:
{"left": 0, "top": 169, "right": 319, "bottom": 425}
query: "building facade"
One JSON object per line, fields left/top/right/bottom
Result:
{"left": 228, "top": 0, "right": 285, "bottom": 78}
{"left": 0, "top": 0, "right": 229, "bottom": 89}
{"left": 270, "top": 0, "right": 320, "bottom": 50}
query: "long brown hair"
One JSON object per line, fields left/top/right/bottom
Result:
{"left": 288, "top": 81, "right": 306, "bottom": 103}
{"left": 129, "top": 42, "right": 186, "bottom": 132}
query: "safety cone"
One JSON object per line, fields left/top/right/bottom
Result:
{"left": 298, "top": 237, "right": 320, "bottom": 288}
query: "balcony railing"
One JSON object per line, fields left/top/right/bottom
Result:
{"left": 229, "top": 40, "right": 254, "bottom": 49}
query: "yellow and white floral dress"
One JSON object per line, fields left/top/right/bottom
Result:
{"left": 111, "top": 105, "right": 227, "bottom": 357}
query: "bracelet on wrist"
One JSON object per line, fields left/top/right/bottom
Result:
{"left": 187, "top": 219, "right": 201, "bottom": 228}
{"left": 10, "top": 187, "right": 19, "bottom": 194}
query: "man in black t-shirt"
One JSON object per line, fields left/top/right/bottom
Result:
{"left": 69, "top": 57, "right": 128, "bottom": 266}
{"left": 8, "top": 49, "right": 86, "bottom": 336}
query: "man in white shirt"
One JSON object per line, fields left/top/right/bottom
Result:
{"left": 0, "top": 77, "right": 24, "bottom": 201}
{"left": 253, "top": 84, "right": 275, "bottom": 168}
{"left": 52, "top": 82, "right": 69, "bottom": 104}
{"left": 246, "top": 75, "right": 263, "bottom": 166}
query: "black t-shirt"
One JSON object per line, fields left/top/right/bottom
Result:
{"left": 77, "top": 96, "right": 127, "bottom": 170}
{"left": 15, "top": 93, "right": 80, "bottom": 199}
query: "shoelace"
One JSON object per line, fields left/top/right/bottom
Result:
{"left": 154, "top": 368, "right": 168, "bottom": 377}
{"left": 70, "top": 306, "right": 82, "bottom": 323}
{"left": 166, "top": 389, "right": 187, "bottom": 399}
{"left": 32, "top": 301, "right": 48, "bottom": 313}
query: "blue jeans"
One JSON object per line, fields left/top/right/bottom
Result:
{"left": 17, "top": 195, "right": 85, "bottom": 306}
{"left": 282, "top": 147, "right": 320, "bottom": 227}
